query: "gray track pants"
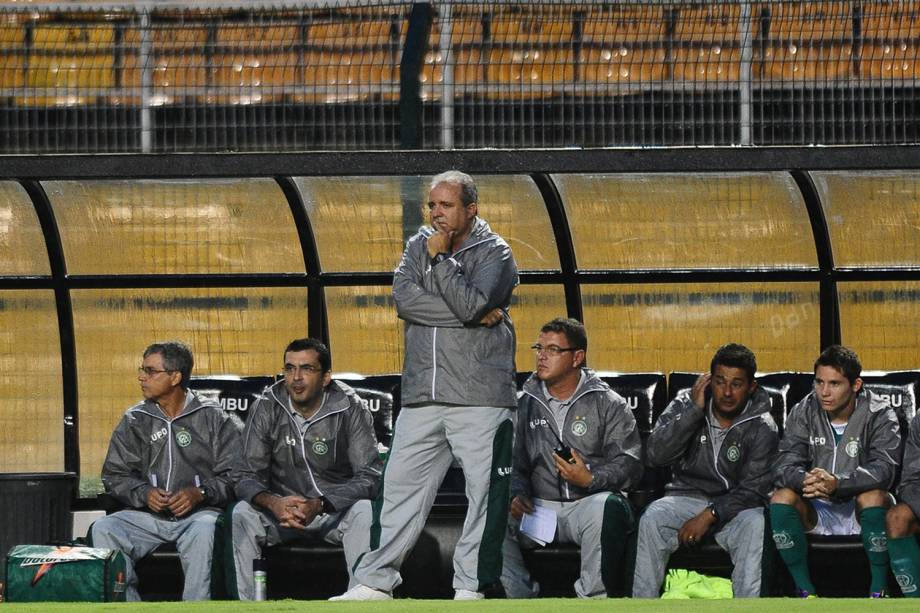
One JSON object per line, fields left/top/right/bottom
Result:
{"left": 353, "top": 404, "right": 513, "bottom": 593}
{"left": 633, "top": 495, "right": 765, "bottom": 598}
{"left": 91, "top": 508, "right": 218, "bottom": 601}
{"left": 502, "top": 492, "right": 623, "bottom": 598}
{"left": 231, "top": 498, "right": 373, "bottom": 599}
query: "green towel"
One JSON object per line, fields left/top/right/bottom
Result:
{"left": 661, "top": 568, "right": 733, "bottom": 599}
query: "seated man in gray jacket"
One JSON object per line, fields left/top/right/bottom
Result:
{"left": 230, "top": 338, "right": 383, "bottom": 599}
{"left": 633, "top": 343, "right": 778, "bottom": 598}
{"left": 887, "top": 409, "right": 920, "bottom": 597}
{"left": 771, "top": 345, "right": 902, "bottom": 598}
{"left": 502, "top": 318, "right": 642, "bottom": 598}
{"left": 92, "top": 340, "right": 240, "bottom": 601}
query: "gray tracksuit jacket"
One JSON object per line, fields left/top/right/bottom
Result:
{"left": 234, "top": 380, "right": 383, "bottom": 512}
{"left": 647, "top": 387, "right": 779, "bottom": 527}
{"left": 898, "top": 412, "right": 920, "bottom": 518}
{"left": 512, "top": 369, "right": 643, "bottom": 501}
{"left": 101, "top": 391, "right": 239, "bottom": 509}
{"left": 393, "top": 217, "right": 518, "bottom": 408}
{"left": 774, "top": 389, "right": 902, "bottom": 501}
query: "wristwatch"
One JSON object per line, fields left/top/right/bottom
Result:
{"left": 430, "top": 252, "right": 449, "bottom": 266}
{"left": 706, "top": 502, "right": 718, "bottom": 521}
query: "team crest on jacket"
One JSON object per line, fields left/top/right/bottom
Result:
{"left": 571, "top": 418, "right": 588, "bottom": 437}
{"left": 726, "top": 443, "right": 741, "bottom": 462}
{"left": 312, "top": 439, "right": 329, "bottom": 455}
{"left": 175, "top": 429, "right": 192, "bottom": 448}
{"left": 845, "top": 438, "right": 860, "bottom": 458}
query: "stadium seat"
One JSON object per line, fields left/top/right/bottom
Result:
{"left": 332, "top": 373, "right": 398, "bottom": 452}
{"left": 485, "top": 47, "right": 574, "bottom": 99}
{"left": 673, "top": 4, "right": 743, "bottom": 43}
{"left": 581, "top": 5, "right": 665, "bottom": 43}
{"left": 299, "top": 50, "right": 398, "bottom": 103}
{"left": 672, "top": 45, "right": 742, "bottom": 83}
{"left": 205, "top": 25, "right": 301, "bottom": 105}
{"left": 117, "top": 26, "right": 210, "bottom": 106}
{"left": 187, "top": 374, "right": 275, "bottom": 425}
{"left": 580, "top": 46, "right": 667, "bottom": 85}
{"left": 860, "top": 42, "right": 920, "bottom": 80}
{"left": 764, "top": 1, "right": 852, "bottom": 41}
{"left": 755, "top": 43, "right": 853, "bottom": 81}
{"left": 860, "top": 1, "right": 920, "bottom": 40}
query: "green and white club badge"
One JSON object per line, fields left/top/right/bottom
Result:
{"left": 726, "top": 443, "right": 741, "bottom": 462}
{"left": 571, "top": 418, "right": 588, "bottom": 437}
{"left": 312, "top": 439, "right": 329, "bottom": 455}
{"left": 175, "top": 429, "right": 192, "bottom": 448}
{"left": 845, "top": 439, "right": 860, "bottom": 458}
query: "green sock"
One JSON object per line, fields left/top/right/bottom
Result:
{"left": 770, "top": 502, "right": 816, "bottom": 594}
{"left": 860, "top": 507, "right": 890, "bottom": 594}
{"left": 889, "top": 535, "right": 920, "bottom": 597}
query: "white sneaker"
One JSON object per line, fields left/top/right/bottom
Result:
{"left": 453, "top": 589, "right": 484, "bottom": 600}
{"left": 329, "top": 584, "right": 392, "bottom": 601}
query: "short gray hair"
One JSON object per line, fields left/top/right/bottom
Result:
{"left": 430, "top": 170, "right": 478, "bottom": 206}
{"left": 144, "top": 340, "right": 194, "bottom": 389}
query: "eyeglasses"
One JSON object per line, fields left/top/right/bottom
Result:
{"left": 283, "top": 364, "right": 324, "bottom": 376}
{"left": 531, "top": 344, "right": 579, "bottom": 356}
{"left": 138, "top": 366, "right": 174, "bottom": 377}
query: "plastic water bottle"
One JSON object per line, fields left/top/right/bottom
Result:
{"left": 253, "top": 558, "right": 267, "bottom": 601}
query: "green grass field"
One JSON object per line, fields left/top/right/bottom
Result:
{"left": 1, "top": 599, "right": 916, "bottom": 613}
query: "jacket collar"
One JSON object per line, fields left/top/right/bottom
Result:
{"left": 267, "top": 379, "right": 350, "bottom": 421}
{"left": 522, "top": 368, "right": 606, "bottom": 404}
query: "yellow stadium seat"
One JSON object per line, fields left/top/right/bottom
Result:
{"left": 756, "top": 43, "right": 853, "bottom": 81}
{"left": 485, "top": 47, "right": 574, "bottom": 98}
{"left": 208, "top": 52, "right": 300, "bottom": 105}
{"left": 673, "top": 4, "right": 743, "bottom": 43}
{"left": 299, "top": 49, "right": 397, "bottom": 103}
{"left": 488, "top": 10, "right": 574, "bottom": 44}
{"left": 115, "top": 53, "right": 208, "bottom": 106}
{"left": 0, "top": 53, "right": 24, "bottom": 92}
{"left": 672, "top": 45, "right": 742, "bottom": 82}
{"left": 215, "top": 24, "right": 300, "bottom": 48}
{"left": 122, "top": 25, "right": 210, "bottom": 50}
{"left": 580, "top": 46, "right": 667, "bottom": 84}
{"left": 581, "top": 5, "right": 666, "bottom": 43}
{"left": 306, "top": 19, "right": 397, "bottom": 47}
{"left": 20, "top": 53, "right": 114, "bottom": 107}
{"left": 860, "top": 42, "right": 920, "bottom": 80}
{"left": 763, "top": 1, "right": 852, "bottom": 41}
{"left": 860, "top": 1, "right": 920, "bottom": 40}
{"left": 31, "top": 23, "right": 115, "bottom": 51}
{"left": 0, "top": 23, "right": 25, "bottom": 49}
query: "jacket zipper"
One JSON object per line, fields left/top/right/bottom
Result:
{"left": 707, "top": 399, "right": 762, "bottom": 489}
{"left": 431, "top": 328, "right": 438, "bottom": 400}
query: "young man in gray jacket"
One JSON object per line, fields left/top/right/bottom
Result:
{"left": 230, "top": 338, "right": 382, "bottom": 599}
{"left": 92, "top": 341, "right": 239, "bottom": 601}
{"left": 887, "top": 410, "right": 920, "bottom": 597}
{"left": 501, "top": 318, "right": 642, "bottom": 598}
{"left": 333, "top": 170, "right": 518, "bottom": 601}
{"left": 771, "top": 345, "right": 902, "bottom": 597}
{"left": 633, "top": 343, "right": 779, "bottom": 598}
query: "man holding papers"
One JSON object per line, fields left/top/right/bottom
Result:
{"left": 501, "top": 318, "right": 643, "bottom": 598}
{"left": 632, "top": 343, "right": 779, "bottom": 598}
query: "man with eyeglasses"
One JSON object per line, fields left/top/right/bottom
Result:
{"left": 633, "top": 343, "right": 778, "bottom": 598}
{"left": 230, "top": 338, "right": 382, "bottom": 599}
{"left": 500, "top": 317, "right": 642, "bottom": 598}
{"left": 333, "top": 170, "right": 518, "bottom": 601}
{"left": 91, "top": 341, "right": 239, "bottom": 601}
{"left": 771, "top": 345, "right": 902, "bottom": 598}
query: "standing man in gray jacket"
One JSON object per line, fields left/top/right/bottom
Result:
{"left": 230, "top": 338, "right": 382, "bottom": 599}
{"left": 92, "top": 341, "right": 239, "bottom": 601}
{"left": 633, "top": 343, "right": 779, "bottom": 598}
{"left": 771, "top": 345, "right": 902, "bottom": 598}
{"left": 333, "top": 170, "right": 518, "bottom": 601}
{"left": 501, "top": 318, "right": 642, "bottom": 598}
